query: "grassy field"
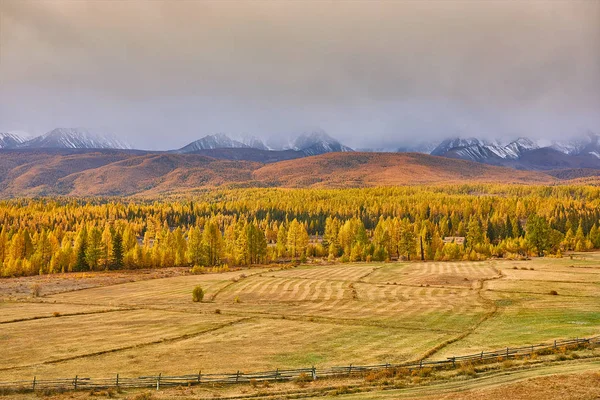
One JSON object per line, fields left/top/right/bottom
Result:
{"left": 0, "top": 254, "right": 598, "bottom": 387}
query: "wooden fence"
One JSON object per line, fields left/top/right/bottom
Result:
{"left": 1, "top": 336, "right": 597, "bottom": 393}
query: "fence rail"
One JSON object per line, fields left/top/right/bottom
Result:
{"left": 1, "top": 336, "right": 597, "bottom": 393}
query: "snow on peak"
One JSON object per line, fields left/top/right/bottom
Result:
{"left": 431, "top": 136, "right": 540, "bottom": 161}
{"left": 177, "top": 133, "right": 250, "bottom": 153}
{"left": 0, "top": 132, "right": 27, "bottom": 149}
{"left": 240, "top": 135, "right": 268, "bottom": 151}
{"left": 291, "top": 130, "right": 353, "bottom": 155}
{"left": 20, "top": 128, "right": 132, "bottom": 150}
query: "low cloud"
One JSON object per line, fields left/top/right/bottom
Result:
{"left": 1, "top": 0, "right": 599, "bottom": 149}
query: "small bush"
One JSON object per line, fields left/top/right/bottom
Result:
{"left": 192, "top": 286, "right": 204, "bottom": 302}
{"left": 190, "top": 265, "right": 206, "bottom": 275}
{"left": 555, "top": 354, "right": 569, "bottom": 361}
{"left": 52, "top": 311, "right": 61, "bottom": 317}
{"left": 333, "top": 386, "right": 351, "bottom": 395}
{"left": 549, "top": 290, "right": 558, "bottom": 295}
{"left": 214, "top": 309, "right": 221, "bottom": 314}
{"left": 411, "top": 367, "right": 432, "bottom": 378}
{"left": 293, "top": 373, "right": 312, "bottom": 387}
{"left": 130, "top": 392, "right": 154, "bottom": 400}
{"left": 502, "top": 360, "right": 514, "bottom": 369}
{"left": 31, "top": 284, "right": 41, "bottom": 297}
{"left": 458, "top": 362, "right": 476, "bottom": 376}
{"left": 234, "top": 296, "right": 241, "bottom": 303}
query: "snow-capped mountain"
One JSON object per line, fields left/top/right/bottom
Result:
{"left": 20, "top": 128, "right": 132, "bottom": 150}
{"left": 431, "top": 137, "right": 541, "bottom": 161}
{"left": 503, "top": 138, "right": 539, "bottom": 157}
{"left": 176, "top": 134, "right": 250, "bottom": 153}
{"left": 290, "top": 131, "right": 353, "bottom": 156}
{"left": 551, "top": 132, "right": 600, "bottom": 159}
{"left": 0, "top": 132, "right": 26, "bottom": 149}
{"left": 240, "top": 135, "right": 269, "bottom": 151}
{"left": 424, "top": 132, "right": 600, "bottom": 170}
{"left": 176, "top": 131, "right": 353, "bottom": 157}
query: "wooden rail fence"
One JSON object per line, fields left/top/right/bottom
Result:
{"left": 1, "top": 336, "right": 597, "bottom": 393}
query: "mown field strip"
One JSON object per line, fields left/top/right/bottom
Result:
{"left": 0, "top": 301, "right": 125, "bottom": 323}
{"left": 0, "top": 309, "right": 245, "bottom": 371}
{"left": 0, "top": 317, "right": 454, "bottom": 380}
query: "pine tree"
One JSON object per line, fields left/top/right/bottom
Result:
{"left": 74, "top": 226, "right": 89, "bottom": 272}
{"left": 111, "top": 231, "right": 124, "bottom": 270}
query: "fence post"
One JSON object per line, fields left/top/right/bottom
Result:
{"left": 156, "top": 373, "right": 161, "bottom": 391}
{"left": 116, "top": 374, "right": 119, "bottom": 389}
{"left": 451, "top": 357, "right": 456, "bottom": 368}
{"left": 275, "top": 368, "right": 279, "bottom": 382}
{"left": 419, "top": 359, "right": 423, "bottom": 369}
{"left": 74, "top": 375, "right": 78, "bottom": 390}
{"left": 236, "top": 371, "right": 240, "bottom": 383}
{"left": 554, "top": 340, "right": 557, "bottom": 349}
{"left": 32, "top": 376, "right": 36, "bottom": 391}
{"left": 480, "top": 351, "right": 483, "bottom": 360}
{"left": 198, "top": 371, "right": 201, "bottom": 384}
{"left": 506, "top": 347, "right": 509, "bottom": 358}
{"left": 348, "top": 364, "right": 352, "bottom": 376}
{"left": 311, "top": 366, "right": 316, "bottom": 381}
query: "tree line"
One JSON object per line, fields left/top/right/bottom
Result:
{"left": 1, "top": 184, "right": 600, "bottom": 277}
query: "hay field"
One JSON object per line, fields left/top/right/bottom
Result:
{"left": 1, "top": 254, "right": 598, "bottom": 381}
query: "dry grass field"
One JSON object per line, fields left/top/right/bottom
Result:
{"left": 1, "top": 253, "right": 599, "bottom": 398}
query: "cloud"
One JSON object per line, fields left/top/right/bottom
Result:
{"left": 1, "top": 0, "right": 599, "bottom": 149}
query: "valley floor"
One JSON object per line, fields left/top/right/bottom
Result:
{"left": 1, "top": 253, "right": 599, "bottom": 398}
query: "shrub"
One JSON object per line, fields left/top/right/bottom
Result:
{"left": 458, "top": 362, "right": 476, "bottom": 376}
{"left": 52, "top": 312, "right": 61, "bottom": 317}
{"left": 333, "top": 386, "right": 351, "bottom": 395}
{"left": 293, "top": 373, "right": 312, "bottom": 387}
{"left": 549, "top": 290, "right": 558, "bottom": 295}
{"left": 234, "top": 296, "right": 241, "bottom": 303}
{"left": 130, "top": 392, "right": 154, "bottom": 400}
{"left": 31, "top": 284, "right": 41, "bottom": 297}
{"left": 192, "top": 286, "right": 204, "bottom": 302}
{"left": 411, "top": 367, "right": 432, "bottom": 378}
{"left": 214, "top": 309, "right": 221, "bottom": 314}
{"left": 190, "top": 265, "right": 206, "bottom": 275}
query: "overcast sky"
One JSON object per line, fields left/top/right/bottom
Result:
{"left": 1, "top": 0, "right": 599, "bottom": 150}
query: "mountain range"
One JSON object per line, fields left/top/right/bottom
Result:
{"left": 0, "top": 151, "right": 559, "bottom": 198}
{"left": 2, "top": 127, "right": 600, "bottom": 171}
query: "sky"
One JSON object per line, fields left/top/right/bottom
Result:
{"left": 1, "top": 0, "right": 599, "bottom": 150}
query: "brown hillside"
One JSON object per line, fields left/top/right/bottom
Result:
{"left": 0, "top": 151, "right": 558, "bottom": 197}
{"left": 53, "top": 154, "right": 260, "bottom": 196}
{"left": 252, "top": 152, "right": 555, "bottom": 187}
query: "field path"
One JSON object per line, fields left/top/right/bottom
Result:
{"left": 336, "top": 358, "right": 600, "bottom": 399}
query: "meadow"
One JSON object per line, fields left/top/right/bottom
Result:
{"left": 1, "top": 253, "right": 599, "bottom": 385}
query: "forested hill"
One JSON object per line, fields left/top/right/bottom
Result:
{"left": 0, "top": 150, "right": 558, "bottom": 197}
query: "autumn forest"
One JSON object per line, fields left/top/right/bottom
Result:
{"left": 1, "top": 185, "right": 600, "bottom": 277}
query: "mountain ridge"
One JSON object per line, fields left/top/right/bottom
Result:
{"left": 3, "top": 127, "right": 600, "bottom": 171}
{"left": 0, "top": 150, "right": 558, "bottom": 198}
